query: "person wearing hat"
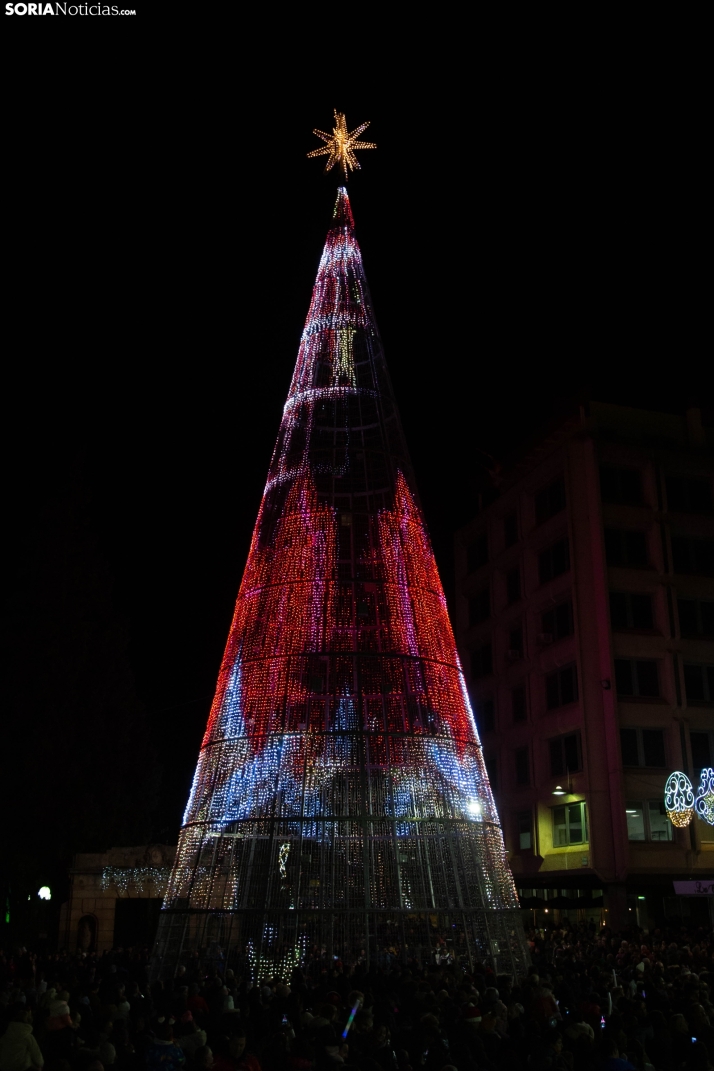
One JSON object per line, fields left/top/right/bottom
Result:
{"left": 0, "top": 1005, "right": 44, "bottom": 1071}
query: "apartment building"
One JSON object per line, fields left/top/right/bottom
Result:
{"left": 455, "top": 402, "right": 714, "bottom": 930}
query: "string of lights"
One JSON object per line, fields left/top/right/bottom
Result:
{"left": 152, "top": 186, "right": 528, "bottom": 983}
{"left": 695, "top": 768, "right": 714, "bottom": 826}
{"left": 102, "top": 868, "right": 170, "bottom": 894}
{"left": 664, "top": 771, "right": 695, "bottom": 827}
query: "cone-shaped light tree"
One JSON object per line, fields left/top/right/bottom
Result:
{"left": 152, "top": 172, "right": 529, "bottom": 980}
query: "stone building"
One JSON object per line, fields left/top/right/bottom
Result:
{"left": 58, "top": 845, "right": 175, "bottom": 953}
{"left": 455, "top": 403, "right": 714, "bottom": 931}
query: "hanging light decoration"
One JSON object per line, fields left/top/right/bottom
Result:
{"left": 664, "top": 771, "right": 695, "bottom": 827}
{"left": 307, "top": 111, "right": 376, "bottom": 181}
{"left": 694, "top": 768, "right": 714, "bottom": 826}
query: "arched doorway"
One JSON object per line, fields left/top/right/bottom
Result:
{"left": 77, "top": 914, "right": 97, "bottom": 953}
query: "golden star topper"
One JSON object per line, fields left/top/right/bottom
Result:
{"left": 307, "top": 111, "right": 376, "bottom": 181}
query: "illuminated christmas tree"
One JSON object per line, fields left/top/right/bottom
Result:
{"left": 153, "top": 125, "right": 528, "bottom": 979}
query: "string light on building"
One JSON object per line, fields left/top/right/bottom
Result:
{"left": 694, "top": 768, "right": 714, "bottom": 826}
{"left": 664, "top": 771, "right": 695, "bottom": 827}
{"left": 102, "top": 867, "right": 170, "bottom": 894}
{"left": 151, "top": 170, "right": 528, "bottom": 983}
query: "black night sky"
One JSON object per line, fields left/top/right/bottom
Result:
{"left": 2, "top": 27, "right": 707, "bottom": 920}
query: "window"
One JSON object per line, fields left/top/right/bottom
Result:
{"left": 626, "top": 801, "right": 673, "bottom": 842}
{"left": 471, "top": 643, "right": 492, "bottom": 680}
{"left": 671, "top": 537, "right": 714, "bottom": 576}
{"left": 515, "top": 746, "right": 530, "bottom": 786}
{"left": 614, "top": 659, "right": 660, "bottom": 697}
{"left": 485, "top": 754, "right": 499, "bottom": 792}
{"left": 469, "top": 589, "right": 490, "bottom": 626}
{"left": 610, "top": 592, "right": 654, "bottom": 630}
{"left": 475, "top": 696, "right": 495, "bottom": 734}
{"left": 539, "top": 539, "right": 570, "bottom": 583}
{"left": 620, "top": 727, "right": 666, "bottom": 768}
{"left": 600, "top": 465, "right": 642, "bottom": 505}
{"left": 467, "top": 534, "right": 488, "bottom": 573}
{"left": 549, "top": 732, "right": 582, "bottom": 776}
{"left": 683, "top": 664, "right": 714, "bottom": 704}
{"left": 506, "top": 567, "right": 521, "bottom": 604}
{"left": 690, "top": 731, "right": 714, "bottom": 777}
{"left": 552, "top": 801, "right": 588, "bottom": 846}
{"left": 516, "top": 810, "right": 532, "bottom": 851}
{"left": 535, "top": 477, "right": 566, "bottom": 524}
{"left": 678, "top": 598, "right": 714, "bottom": 636}
{"left": 512, "top": 685, "right": 527, "bottom": 723}
{"left": 508, "top": 626, "right": 523, "bottom": 659}
{"left": 666, "top": 475, "right": 713, "bottom": 514}
{"left": 604, "top": 528, "right": 649, "bottom": 567}
{"left": 541, "top": 600, "right": 574, "bottom": 640}
{"left": 504, "top": 513, "right": 518, "bottom": 548}
{"left": 546, "top": 664, "right": 578, "bottom": 709}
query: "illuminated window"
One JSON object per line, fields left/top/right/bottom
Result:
{"left": 469, "top": 588, "right": 490, "bottom": 626}
{"left": 666, "top": 475, "right": 713, "bottom": 514}
{"left": 467, "top": 534, "right": 488, "bottom": 573}
{"left": 678, "top": 598, "right": 714, "bottom": 636}
{"left": 671, "top": 537, "right": 714, "bottom": 576}
{"left": 604, "top": 529, "right": 648, "bottom": 567}
{"left": 683, "top": 664, "right": 714, "bottom": 704}
{"left": 535, "top": 477, "right": 566, "bottom": 525}
{"left": 541, "top": 599, "right": 574, "bottom": 640}
{"left": 626, "top": 801, "right": 673, "bottom": 842}
{"left": 549, "top": 732, "right": 582, "bottom": 776}
{"left": 552, "top": 802, "right": 588, "bottom": 846}
{"left": 614, "top": 659, "right": 660, "bottom": 697}
{"left": 546, "top": 664, "right": 578, "bottom": 709}
{"left": 504, "top": 513, "right": 518, "bottom": 548}
{"left": 620, "top": 728, "right": 666, "bottom": 768}
{"left": 516, "top": 810, "right": 532, "bottom": 851}
{"left": 599, "top": 466, "right": 642, "bottom": 505}
{"left": 539, "top": 539, "right": 570, "bottom": 584}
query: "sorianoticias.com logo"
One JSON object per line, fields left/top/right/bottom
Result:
{"left": 5, "top": 3, "right": 136, "bottom": 12}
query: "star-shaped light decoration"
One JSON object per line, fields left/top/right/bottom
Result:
{"left": 307, "top": 110, "right": 376, "bottom": 181}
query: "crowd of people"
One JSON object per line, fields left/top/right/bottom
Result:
{"left": 1, "top": 920, "right": 714, "bottom": 1071}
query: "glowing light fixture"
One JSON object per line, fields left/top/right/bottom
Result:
{"left": 694, "top": 768, "right": 714, "bottom": 826}
{"left": 664, "top": 770, "right": 695, "bottom": 827}
{"left": 37, "top": 886, "right": 51, "bottom": 901}
{"left": 467, "top": 800, "right": 482, "bottom": 819}
{"left": 553, "top": 786, "right": 566, "bottom": 796}
{"left": 307, "top": 110, "right": 376, "bottom": 181}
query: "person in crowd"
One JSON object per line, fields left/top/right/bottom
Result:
{"left": 0, "top": 1005, "right": 43, "bottom": 1071}
{"left": 2, "top": 919, "right": 714, "bottom": 1071}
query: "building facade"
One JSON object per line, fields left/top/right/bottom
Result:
{"left": 58, "top": 845, "right": 175, "bottom": 953}
{"left": 455, "top": 403, "right": 714, "bottom": 931}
